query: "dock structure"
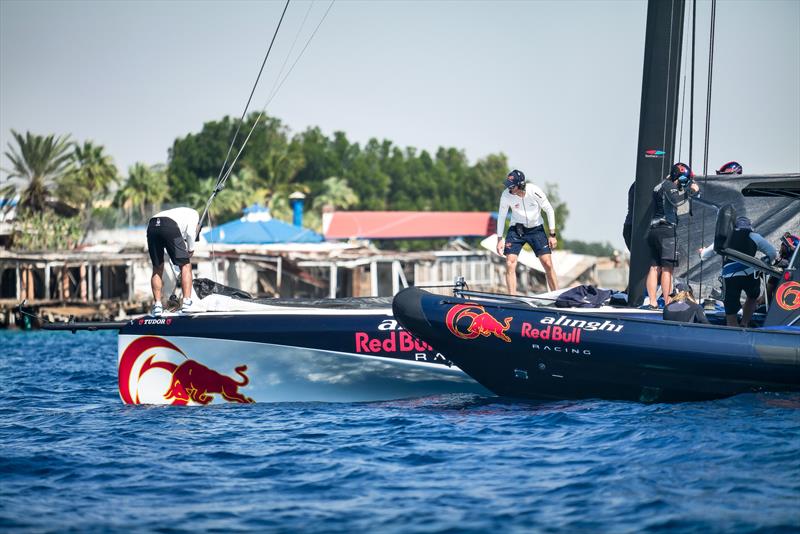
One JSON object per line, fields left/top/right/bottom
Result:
{"left": 0, "top": 249, "right": 148, "bottom": 328}
{"left": 1, "top": 212, "right": 612, "bottom": 328}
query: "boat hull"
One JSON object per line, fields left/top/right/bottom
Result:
{"left": 392, "top": 287, "right": 800, "bottom": 403}
{"left": 118, "top": 310, "right": 489, "bottom": 405}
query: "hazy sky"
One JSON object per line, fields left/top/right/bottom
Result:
{"left": 1, "top": 0, "right": 798, "bottom": 248}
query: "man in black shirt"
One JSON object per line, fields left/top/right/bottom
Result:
{"left": 645, "top": 163, "right": 700, "bottom": 308}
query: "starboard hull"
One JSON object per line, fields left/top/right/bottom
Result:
{"left": 118, "top": 310, "right": 489, "bottom": 405}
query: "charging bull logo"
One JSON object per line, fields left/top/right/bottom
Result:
{"left": 119, "top": 336, "right": 254, "bottom": 405}
{"left": 775, "top": 281, "right": 800, "bottom": 311}
{"left": 446, "top": 304, "right": 512, "bottom": 343}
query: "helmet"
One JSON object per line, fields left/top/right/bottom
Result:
{"left": 669, "top": 162, "right": 692, "bottom": 185}
{"left": 780, "top": 233, "right": 799, "bottom": 259}
{"left": 716, "top": 161, "right": 742, "bottom": 175}
{"left": 504, "top": 169, "right": 526, "bottom": 191}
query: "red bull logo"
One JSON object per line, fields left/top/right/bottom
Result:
{"left": 119, "top": 336, "right": 254, "bottom": 405}
{"left": 446, "top": 304, "right": 513, "bottom": 343}
{"left": 775, "top": 281, "right": 800, "bottom": 311}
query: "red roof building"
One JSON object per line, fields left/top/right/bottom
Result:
{"left": 323, "top": 211, "right": 497, "bottom": 240}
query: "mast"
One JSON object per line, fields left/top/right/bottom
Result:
{"left": 627, "top": 0, "right": 686, "bottom": 306}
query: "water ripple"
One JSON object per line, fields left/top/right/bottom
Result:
{"left": 1, "top": 330, "right": 798, "bottom": 532}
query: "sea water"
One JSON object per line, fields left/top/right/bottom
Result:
{"left": 1, "top": 330, "right": 798, "bottom": 533}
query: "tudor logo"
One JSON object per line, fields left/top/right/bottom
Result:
{"left": 446, "top": 304, "right": 512, "bottom": 343}
{"left": 775, "top": 281, "right": 800, "bottom": 311}
{"left": 138, "top": 317, "right": 172, "bottom": 326}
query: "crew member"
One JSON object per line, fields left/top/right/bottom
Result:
{"left": 146, "top": 206, "right": 200, "bottom": 316}
{"left": 496, "top": 169, "right": 558, "bottom": 294}
{"left": 715, "top": 161, "right": 743, "bottom": 175}
{"left": 766, "top": 232, "right": 799, "bottom": 303}
{"left": 699, "top": 216, "right": 777, "bottom": 327}
{"left": 663, "top": 283, "right": 709, "bottom": 324}
{"left": 645, "top": 162, "right": 700, "bottom": 308}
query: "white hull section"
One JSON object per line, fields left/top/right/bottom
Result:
{"left": 118, "top": 334, "right": 490, "bottom": 405}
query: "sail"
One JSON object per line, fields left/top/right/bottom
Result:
{"left": 675, "top": 174, "right": 800, "bottom": 296}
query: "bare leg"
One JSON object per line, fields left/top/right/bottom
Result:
{"left": 741, "top": 297, "right": 757, "bottom": 327}
{"left": 646, "top": 265, "right": 661, "bottom": 306}
{"left": 151, "top": 265, "right": 164, "bottom": 303}
{"left": 660, "top": 265, "right": 674, "bottom": 305}
{"left": 181, "top": 263, "right": 193, "bottom": 300}
{"left": 725, "top": 314, "right": 739, "bottom": 327}
{"left": 539, "top": 253, "right": 558, "bottom": 291}
{"left": 505, "top": 254, "right": 518, "bottom": 295}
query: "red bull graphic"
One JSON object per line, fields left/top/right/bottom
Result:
{"left": 521, "top": 322, "right": 582, "bottom": 343}
{"left": 446, "top": 304, "right": 512, "bottom": 343}
{"left": 775, "top": 281, "right": 800, "bottom": 311}
{"left": 119, "top": 336, "right": 254, "bottom": 405}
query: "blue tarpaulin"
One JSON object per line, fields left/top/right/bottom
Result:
{"left": 203, "top": 204, "right": 323, "bottom": 244}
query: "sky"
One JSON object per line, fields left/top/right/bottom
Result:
{"left": 1, "top": 0, "right": 798, "bottom": 248}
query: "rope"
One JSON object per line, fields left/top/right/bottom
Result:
{"left": 699, "top": 0, "right": 717, "bottom": 300}
{"left": 197, "top": 0, "right": 292, "bottom": 236}
{"left": 209, "top": 0, "right": 336, "bottom": 199}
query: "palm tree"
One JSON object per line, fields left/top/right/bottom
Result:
{"left": 1, "top": 130, "right": 74, "bottom": 215}
{"left": 186, "top": 167, "right": 262, "bottom": 224}
{"left": 252, "top": 139, "right": 306, "bottom": 197}
{"left": 58, "top": 141, "right": 119, "bottom": 212}
{"left": 115, "top": 163, "right": 169, "bottom": 223}
{"left": 312, "top": 176, "right": 359, "bottom": 212}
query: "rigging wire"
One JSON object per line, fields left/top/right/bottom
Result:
{"left": 210, "top": 0, "right": 336, "bottom": 196}
{"left": 206, "top": 0, "right": 313, "bottom": 270}
{"left": 699, "top": 0, "right": 717, "bottom": 300}
{"left": 677, "top": 4, "right": 691, "bottom": 289}
{"left": 677, "top": 0, "right": 692, "bottom": 163}
{"left": 659, "top": 0, "right": 678, "bottom": 185}
{"left": 197, "top": 0, "right": 292, "bottom": 236}
{"left": 265, "top": 1, "right": 316, "bottom": 111}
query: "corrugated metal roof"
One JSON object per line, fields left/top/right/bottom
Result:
{"left": 324, "top": 211, "right": 496, "bottom": 240}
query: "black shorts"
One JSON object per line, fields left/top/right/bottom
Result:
{"left": 647, "top": 224, "right": 678, "bottom": 267}
{"left": 504, "top": 224, "right": 551, "bottom": 257}
{"left": 722, "top": 275, "right": 761, "bottom": 315}
{"left": 147, "top": 217, "right": 191, "bottom": 268}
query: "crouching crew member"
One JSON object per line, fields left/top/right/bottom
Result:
{"left": 496, "top": 169, "right": 558, "bottom": 294}
{"left": 147, "top": 206, "right": 200, "bottom": 316}
{"left": 646, "top": 163, "right": 700, "bottom": 308}
{"left": 699, "top": 216, "right": 777, "bottom": 327}
{"left": 663, "top": 283, "right": 709, "bottom": 324}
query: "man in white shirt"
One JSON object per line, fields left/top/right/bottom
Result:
{"left": 496, "top": 169, "right": 558, "bottom": 294}
{"left": 146, "top": 207, "right": 200, "bottom": 315}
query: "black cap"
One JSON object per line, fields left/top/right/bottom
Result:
{"left": 671, "top": 282, "right": 693, "bottom": 297}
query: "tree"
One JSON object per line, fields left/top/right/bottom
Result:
{"left": 1, "top": 130, "right": 74, "bottom": 214}
{"left": 543, "top": 182, "right": 569, "bottom": 236}
{"left": 58, "top": 141, "right": 119, "bottom": 212}
{"left": 115, "top": 163, "right": 169, "bottom": 222}
{"left": 167, "top": 113, "right": 300, "bottom": 203}
{"left": 311, "top": 176, "right": 359, "bottom": 212}
{"left": 186, "top": 167, "right": 261, "bottom": 224}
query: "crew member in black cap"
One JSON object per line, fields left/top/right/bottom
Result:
{"left": 645, "top": 163, "right": 701, "bottom": 308}
{"left": 496, "top": 169, "right": 558, "bottom": 294}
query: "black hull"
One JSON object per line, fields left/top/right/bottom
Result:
{"left": 392, "top": 287, "right": 800, "bottom": 403}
